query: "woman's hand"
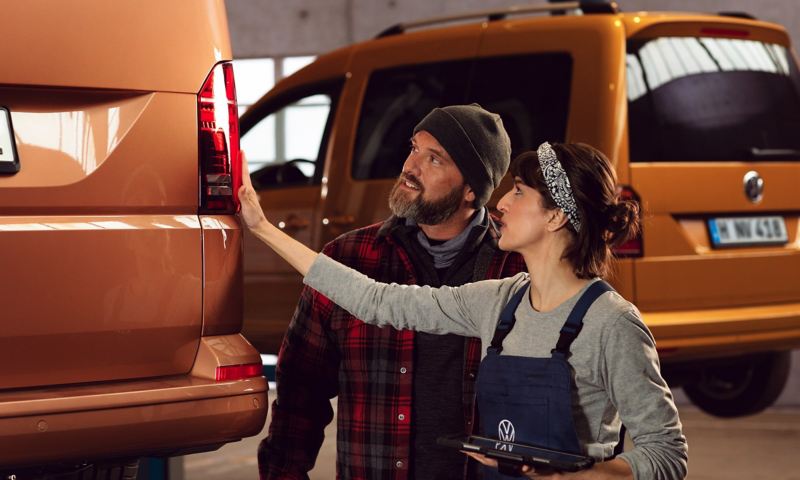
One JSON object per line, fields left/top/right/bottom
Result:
{"left": 238, "top": 151, "right": 269, "bottom": 231}
{"left": 464, "top": 451, "right": 633, "bottom": 480}
{"left": 237, "top": 150, "right": 319, "bottom": 276}
{"left": 463, "top": 452, "right": 567, "bottom": 479}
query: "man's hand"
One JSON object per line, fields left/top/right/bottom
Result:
{"left": 238, "top": 151, "right": 269, "bottom": 231}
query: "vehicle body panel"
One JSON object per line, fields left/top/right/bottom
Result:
{"left": 0, "top": 335, "right": 267, "bottom": 467}
{"left": 0, "top": 0, "right": 265, "bottom": 468}
{"left": 0, "top": 1, "right": 232, "bottom": 93}
{"left": 0, "top": 92, "right": 203, "bottom": 387}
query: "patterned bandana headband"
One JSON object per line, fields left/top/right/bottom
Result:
{"left": 537, "top": 142, "right": 582, "bottom": 232}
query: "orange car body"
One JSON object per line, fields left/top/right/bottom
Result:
{"left": 0, "top": 0, "right": 266, "bottom": 469}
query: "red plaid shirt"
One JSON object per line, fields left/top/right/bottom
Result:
{"left": 258, "top": 217, "right": 525, "bottom": 480}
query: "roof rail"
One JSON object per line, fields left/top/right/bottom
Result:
{"left": 375, "top": 1, "right": 619, "bottom": 39}
{"left": 718, "top": 11, "right": 757, "bottom": 20}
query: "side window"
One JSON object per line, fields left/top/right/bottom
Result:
{"left": 467, "top": 53, "right": 573, "bottom": 158}
{"left": 241, "top": 89, "right": 339, "bottom": 189}
{"left": 351, "top": 54, "right": 572, "bottom": 180}
{"left": 352, "top": 59, "right": 472, "bottom": 180}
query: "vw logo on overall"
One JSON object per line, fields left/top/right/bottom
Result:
{"left": 496, "top": 419, "right": 516, "bottom": 451}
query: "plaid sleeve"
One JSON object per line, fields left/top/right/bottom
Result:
{"left": 258, "top": 273, "right": 340, "bottom": 479}
{"left": 504, "top": 252, "right": 527, "bottom": 277}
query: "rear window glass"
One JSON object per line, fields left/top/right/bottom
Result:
{"left": 627, "top": 36, "right": 800, "bottom": 162}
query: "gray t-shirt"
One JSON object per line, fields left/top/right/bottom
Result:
{"left": 305, "top": 254, "right": 688, "bottom": 480}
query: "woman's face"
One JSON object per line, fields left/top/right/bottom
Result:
{"left": 496, "top": 177, "right": 554, "bottom": 252}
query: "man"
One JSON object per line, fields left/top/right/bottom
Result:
{"left": 259, "top": 104, "right": 525, "bottom": 480}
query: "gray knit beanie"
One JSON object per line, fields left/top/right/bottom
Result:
{"left": 413, "top": 104, "right": 511, "bottom": 208}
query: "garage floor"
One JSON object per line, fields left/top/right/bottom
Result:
{"left": 184, "top": 351, "right": 800, "bottom": 480}
{"left": 183, "top": 402, "right": 800, "bottom": 480}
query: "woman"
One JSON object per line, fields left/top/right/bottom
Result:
{"left": 239, "top": 142, "right": 688, "bottom": 480}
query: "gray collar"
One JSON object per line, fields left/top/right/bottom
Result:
{"left": 409, "top": 208, "right": 487, "bottom": 269}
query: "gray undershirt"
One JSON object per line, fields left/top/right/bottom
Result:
{"left": 409, "top": 208, "right": 486, "bottom": 269}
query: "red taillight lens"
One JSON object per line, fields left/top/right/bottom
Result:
{"left": 612, "top": 185, "right": 643, "bottom": 258}
{"left": 700, "top": 27, "right": 750, "bottom": 38}
{"left": 198, "top": 62, "right": 241, "bottom": 214}
{"left": 215, "top": 362, "right": 263, "bottom": 381}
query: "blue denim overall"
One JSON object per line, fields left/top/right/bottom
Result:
{"left": 475, "top": 280, "right": 613, "bottom": 478}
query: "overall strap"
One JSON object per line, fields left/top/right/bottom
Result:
{"left": 487, "top": 282, "right": 529, "bottom": 354}
{"left": 614, "top": 424, "right": 627, "bottom": 457}
{"left": 550, "top": 280, "right": 629, "bottom": 458}
{"left": 552, "top": 280, "right": 614, "bottom": 357}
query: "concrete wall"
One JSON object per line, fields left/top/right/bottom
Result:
{"left": 225, "top": 0, "right": 800, "bottom": 58}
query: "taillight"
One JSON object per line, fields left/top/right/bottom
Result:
{"left": 612, "top": 185, "right": 643, "bottom": 258}
{"left": 198, "top": 62, "right": 241, "bottom": 214}
{"left": 215, "top": 362, "right": 263, "bottom": 381}
{"left": 700, "top": 27, "right": 750, "bottom": 38}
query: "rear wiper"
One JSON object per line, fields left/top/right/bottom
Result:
{"left": 750, "top": 147, "right": 800, "bottom": 159}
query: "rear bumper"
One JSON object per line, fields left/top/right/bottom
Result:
{"left": 644, "top": 302, "right": 800, "bottom": 362}
{"left": 0, "top": 334, "right": 268, "bottom": 468}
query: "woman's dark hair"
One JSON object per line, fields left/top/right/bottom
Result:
{"left": 510, "top": 143, "right": 640, "bottom": 279}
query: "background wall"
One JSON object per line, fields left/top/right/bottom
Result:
{"left": 225, "top": 0, "right": 800, "bottom": 58}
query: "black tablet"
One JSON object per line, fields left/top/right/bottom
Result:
{"left": 437, "top": 434, "right": 595, "bottom": 472}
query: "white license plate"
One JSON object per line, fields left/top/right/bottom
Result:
{"left": 708, "top": 216, "right": 788, "bottom": 247}
{"left": 0, "top": 107, "right": 20, "bottom": 173}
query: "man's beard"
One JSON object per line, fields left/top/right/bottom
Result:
{"left": 388, "top": 174, "right": 466, "bottom": 225}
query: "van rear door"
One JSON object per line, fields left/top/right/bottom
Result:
{"left": 625, "top": 24, "right": 800, "bottom": 312}
{"left": 0, "top": 1, "right": 232, "bottom": 389}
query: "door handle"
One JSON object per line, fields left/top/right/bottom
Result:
{"left": 278, "top": 214, "right": 310, "bottom": 232}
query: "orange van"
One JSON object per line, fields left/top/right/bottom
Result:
{"left": 240, "top": 1, "right": 800, "bottom": 418}
{"left": 0, "top": 1, "right": 266, "bottom": 476}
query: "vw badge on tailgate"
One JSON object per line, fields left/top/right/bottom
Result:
{"left": 743, "top": 171, "right": 764, "bottom": 204}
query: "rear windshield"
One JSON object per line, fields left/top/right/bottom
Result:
{"left": 627, "top": 36, "right": 800, "bottom": 162}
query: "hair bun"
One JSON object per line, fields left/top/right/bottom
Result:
{"left": 606, "top": 200, "right": 640, "bottom": 247}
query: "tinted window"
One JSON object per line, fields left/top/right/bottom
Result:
{"left": 352, "top": 53, "right": 573, "bottom": 180}
{"left": 353, "top": 60, "right": 472, "bottom": 180}
{"left": 466, "top": 53, "right": 572, "bottom": 159}
{"left": 627, "top": 36, "right": 800, "bottom": 162}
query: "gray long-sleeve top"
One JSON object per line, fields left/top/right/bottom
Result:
{"left": 304, "top": 254, "right": 688, "bottom": 480}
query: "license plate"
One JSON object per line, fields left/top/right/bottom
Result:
{"left": 708, "top": 216, "right": 788, "bottom": 247}
{"left": 0, "top": 107, "right": 20, "bottom": 173}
